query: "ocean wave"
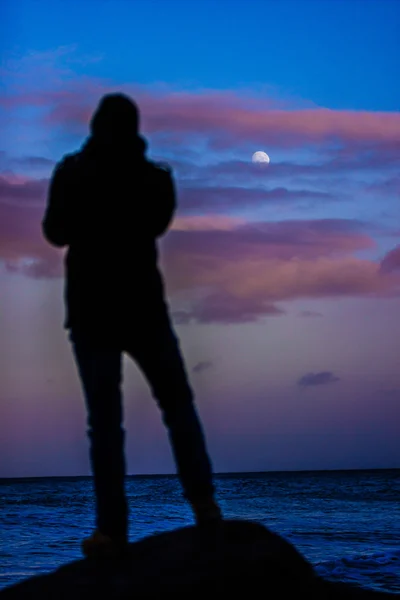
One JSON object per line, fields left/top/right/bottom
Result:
{"left": 315, "top": 549, "right": 400, "bottom": 592}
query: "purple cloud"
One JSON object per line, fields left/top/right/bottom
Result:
{"left": 179, "top": 185, "right": 334, "bottom": 213}
{"left": 298, "top": 371, "right": 340, "bottom": 387}
{"left": 192, "top": 361, "right": 214, "bottom": 374}
{"left": 380, "top": 244, "right": 400, "bottom": 274}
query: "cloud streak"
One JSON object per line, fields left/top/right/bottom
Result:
{"left": 37, "top": 86, "right": 400, "bottom": 149}
{"left": 192, "top": 361, "right": 213, "bottom": 374}
{"left": 179, "top": 185, "right": 334, "bottom": 213}
{"left": 298, "top": 371, "right": 340, "bottom": 387}
{"left": 2, "top": 66, "right": 400, "bottom": 157}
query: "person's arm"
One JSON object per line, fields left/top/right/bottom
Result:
{"left": 152, "top": 164, "right": 177, "bottom": 238}
{"left": 42, "top": 157, "right": 76, "bottom": 247}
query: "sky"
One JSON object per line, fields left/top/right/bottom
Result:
{"left": 1, "top": 0, "right": 399, "bottom": 478}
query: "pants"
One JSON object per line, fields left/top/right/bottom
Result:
{"left": 69, "top": 318, "right": 215, "bottom": 537}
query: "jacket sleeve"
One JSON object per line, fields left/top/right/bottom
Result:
{"left": 152, "top": 164, "right": 177, "bottom": 238}
{"left": 42, "top": 158, "right": 76, "bottom": 247}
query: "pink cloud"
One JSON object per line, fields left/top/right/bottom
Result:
{"left": 0, "top": 174, "right": 48, "bottom": 204}
{"left": 3, "top": 80, "right": 400, "bottom": 154}
{"left": 0, "top": 201, "right": 62, "bottom": 278}
{"left": 59, "top": 88, "right": 400, "bottom": 146}
{"left": 169, "top": 253, "right": 400, "bottom": 323}
{"left": 183, "top": 291, "right": 285, "bottom": 324}
{"left": 172, "top": 215, "right": 247, "bottom": 231}
{"left": 142, "top": 100, "right": 400, "bottom": 151}
{"left": 165, "top": 219, "right": 376, "bottom": 264}
{"left": 3, "top": 47, "right": 398, "bottom": 151}
{"left": 158, "top": 218, "right": 400, "bottom": 322}
{"left": 160, "top": 218, "right": 400, "bottom": 322}
{"left": 0, "top": 173, "right": 62, "bottom": 277}
{"left": 166, "top": 251, "right": 395, "bottom": 301}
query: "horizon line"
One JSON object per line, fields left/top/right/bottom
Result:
{"left": 1, "top": 466, "right": 399, "bottom": 481}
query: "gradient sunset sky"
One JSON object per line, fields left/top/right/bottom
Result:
{"left": 1, "top": 0, "right": 399, "bottom": 478}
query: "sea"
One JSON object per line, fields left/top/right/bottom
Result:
{"left": 0, "top": 469, "right": 399, "bottom": 593}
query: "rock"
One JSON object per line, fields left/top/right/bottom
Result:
{"left": 1, "top": 520, "right": 397, "bottom": 599}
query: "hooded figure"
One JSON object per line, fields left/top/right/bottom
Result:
{"left": 43, "top": 93, "right": 175, "bottom": 338}
{"left": 42, "top": 93, "right": 222, "bottom": 559}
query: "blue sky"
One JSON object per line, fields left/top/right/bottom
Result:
{"left": 3, "top": 0, "right": 399, "bottom": 110}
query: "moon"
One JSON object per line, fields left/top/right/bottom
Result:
{"left": 252, "top": 151, "right": 270, "bottom": 164}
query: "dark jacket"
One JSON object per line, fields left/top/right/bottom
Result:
{"left": 42, "top": 134, "right": 176, "bottom": 337}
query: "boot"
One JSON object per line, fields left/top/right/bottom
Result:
{"left": 190, "top": 497, "right": 223, "bottom": 526}
{"left": 81, "top": 529, "right": 129, "bottom": 558}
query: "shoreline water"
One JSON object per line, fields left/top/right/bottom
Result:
{"left": 1, "top": 469, "right": 399, "bottom": 592}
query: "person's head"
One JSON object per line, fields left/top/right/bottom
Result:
{"left": 90, "top": 93, "right": 140, "bottom": 141}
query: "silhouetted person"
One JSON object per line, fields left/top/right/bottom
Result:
{"left": 42, "top": 93, "right": 222, "bottom": 558}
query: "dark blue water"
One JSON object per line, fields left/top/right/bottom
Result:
{"left": 1, "top": 469, "right": 399, "bottom": 592}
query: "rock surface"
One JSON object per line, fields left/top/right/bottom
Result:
{"left": 1, "top": 520, "right": 398, "bottom": 599}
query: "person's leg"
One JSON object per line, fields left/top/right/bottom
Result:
{"left": 123, "top": 318, "right": 221, "bottom": 521}
{"left": 69, "top": 328, "right": 128, "bottom": 539}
